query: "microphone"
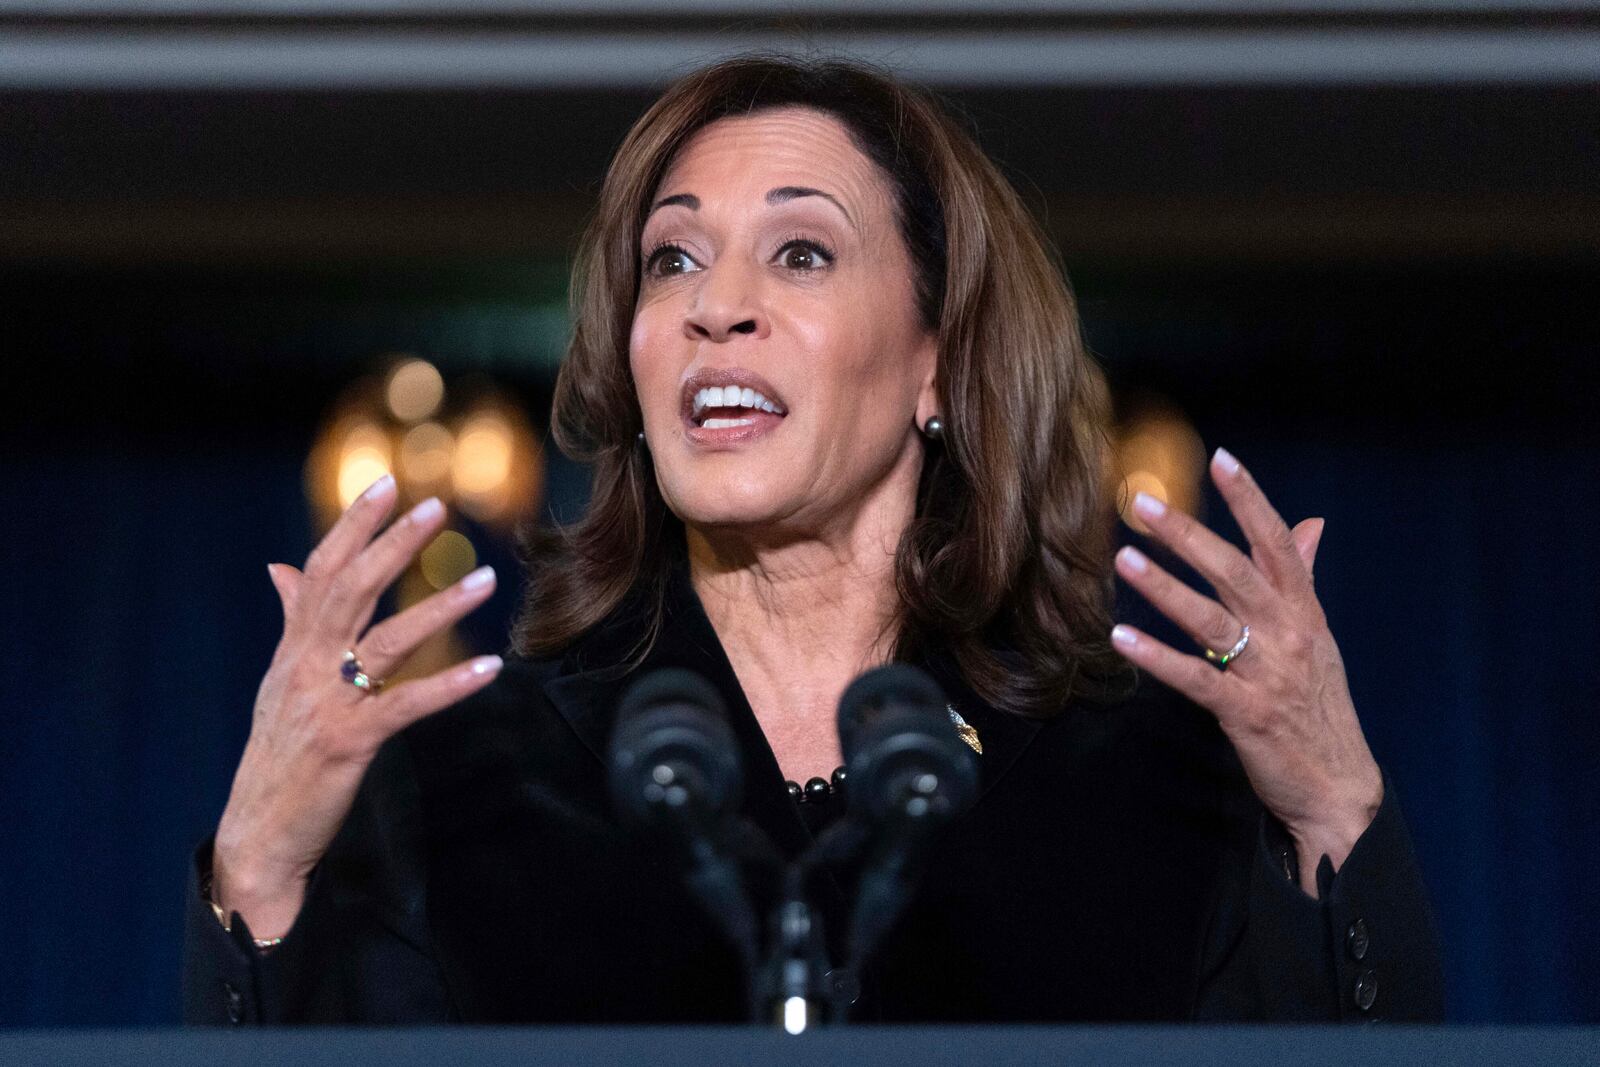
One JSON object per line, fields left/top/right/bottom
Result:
{"left": 608, "top": 668, "right": 742, "bottom": 832}
{"left": 836, "top": 665, "right": 980, "bottom": 971}
{"left": 838, "top": 665, "right": 979, "bottom": 831}
{"left": 607, "top": 669, "right": 759, "bottom": 991}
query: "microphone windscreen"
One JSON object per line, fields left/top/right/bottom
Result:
{"left": 617, "top": 667, "right": 727, "bottom": 724}
{"left": 836, "top": 664, "right": 946, "bottom": 764}
{"left": 609, "top": 668, "right": 740, "bottom": 826}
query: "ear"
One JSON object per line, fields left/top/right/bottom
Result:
{"left": 912, "top": 331, "right": 941, "bottom": 429}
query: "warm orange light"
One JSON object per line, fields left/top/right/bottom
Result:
{"left": 385, "top": 358, "right": 445, "bottom": 422}
{"left": 400, "top": 421, "right": 454, "bottom": 487}
{"left": 1113, "top": 400, "right": 1204, "bottom": 534}
{"left": 453, "top": 412, "right": 515, "bottom": 497}
{"left": 335, "top": 422, "right": 393, "bottom": 510}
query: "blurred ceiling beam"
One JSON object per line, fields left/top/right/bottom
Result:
{"left": 1, "top": 1, "right": 1597, "bottom": 89}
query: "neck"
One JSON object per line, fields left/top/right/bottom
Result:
{"left": 686, "top": 468, "right": 917, "bottom": 781}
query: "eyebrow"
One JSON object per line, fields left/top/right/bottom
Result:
{"left": 766, "top": 186, "right": 855, "bottom": 229}
{"left": 645, "top": 187, "right": 856, "bottom": 230}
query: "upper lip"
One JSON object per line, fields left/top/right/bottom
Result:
{"left": 679, "top": 367, "right": 788, "bottom": 423}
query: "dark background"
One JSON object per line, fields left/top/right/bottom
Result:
{"left": 2, "top": 4, "right": 1598, "bottom": 1027}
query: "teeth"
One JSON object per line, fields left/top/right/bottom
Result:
{"left": 702, "top": 417, "right": 755, "bottom": 429}
{"left": 690, "top": 384, "right": 788, "bottom": 420}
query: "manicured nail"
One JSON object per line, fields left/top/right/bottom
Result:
{"left": 1133, "top": 492, "right": 1167, "bottom": 521}
{"left": 1117, "top": 546, "right": 1149, "bottom": 574}
{"left": 1213, "top": 447, "right": 1241, "bottom": 476}
{"left": 408, "top": 497, "right": 443, "bottom": 523}
{"left": 460, "top": 565, "right": 495, "bottom": 592}
{"left": 360, "top": 473, "right": 396, "bottom": 501}
{"left": 1111, "top": 625, "right": 1138, "bottom": 649}
{"left": 470, "top": 654, "right": 503, "bottom": 676}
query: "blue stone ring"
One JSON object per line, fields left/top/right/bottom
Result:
{"left": 340, "top": 649, "right": 385, "bottom": 694}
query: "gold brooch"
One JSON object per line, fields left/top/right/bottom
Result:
{"left": 946, "top": 705, "right": 983, "bottom": 755}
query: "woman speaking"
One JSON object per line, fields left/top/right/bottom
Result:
{"left": 185, "top": 55, "right": 1444, "bottom": 1024}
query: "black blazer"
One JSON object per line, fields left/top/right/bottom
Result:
{"left": 183, "top": 567, "right": 1445, "bottom": 1024}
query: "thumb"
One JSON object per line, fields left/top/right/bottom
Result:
{"left": 1291, "top": 518, "right": 1325, "bottom": 576}
{"left": 266, "top": 562, "right": 305, "bottom": 619}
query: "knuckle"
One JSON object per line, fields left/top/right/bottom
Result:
{"left": 1223, "top": 554, "right": 1256, "bottom": 590}
{"left": 303, "top": 544, "right": 333, "bottom": 579}
{"left": 1281, "top": 627, "right": 1313, "bottom": 657}
{"left": 363, "top": 626, "right": 405, "bottom": 663}
{"left": 1205, "top": 606, "right": 1237, "bottom": 641}
{"left": 327, "top": 567, "right": 365, "bottom": 606}
{"left": 1236, "top": 701, "right": 1274, "bottom": 739}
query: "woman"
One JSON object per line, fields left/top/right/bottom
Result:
{"left": 186, "top": 55, "right": 1444, "bottom": 1024}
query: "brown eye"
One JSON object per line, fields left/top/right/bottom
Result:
{"left": 777, "top": 240, "right": 831, "bottom": 272}
{"left": 645, "top": 244, "right": 698, "bottom": 277}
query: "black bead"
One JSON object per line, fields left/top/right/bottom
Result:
{"left": 785, "top": 781, "right": 803, "bottom": 801}
{"left": 830, "top": 766, "right": 848, "bottom": 790}
{"left": 804, "top": 777, "right": 831, "bottom": 803}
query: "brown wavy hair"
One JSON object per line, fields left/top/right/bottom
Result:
{"left": 514, "top": 53, "right": 1131, "bottom": 717}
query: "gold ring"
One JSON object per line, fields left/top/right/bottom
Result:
{"left": 340, "top": 649, "right": 385, "bottom": 693}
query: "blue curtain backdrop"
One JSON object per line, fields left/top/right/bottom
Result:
{"left": 2, "top": 272, "right": 1596, "bottom": 1025}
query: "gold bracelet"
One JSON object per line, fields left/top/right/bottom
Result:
{"left": 203, "top": 874, "right": 285, "bottom": 953}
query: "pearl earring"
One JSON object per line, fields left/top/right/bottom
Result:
{"left": 921, "top": 415, "right": 945, "bottom": 441}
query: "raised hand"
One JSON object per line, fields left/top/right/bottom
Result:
{"left": 211, "top": 474, "right": 503, "bottom": 942}
{"left": 1110, "top": 448, "right": 1383, "bottom": 898}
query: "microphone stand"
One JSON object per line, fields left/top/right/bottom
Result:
{"left": 752, "top": 820, "right": 869, "bottom": 1030}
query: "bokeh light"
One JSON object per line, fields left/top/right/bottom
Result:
{"left": 385, "top": 357, "right": 445, "bottom": 422}
{"left": 335, "top": 420, "right": 393, "bottom": 509}
{"left": 1113, "top": 399, "right": 1205, "bottom": 534}
{"left": 419, "top": 529, "right": 477, "bottom": 591}
{"left": 400, "top": 421, "right": 454, "bottom": 487}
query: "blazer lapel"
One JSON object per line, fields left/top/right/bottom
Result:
{"left": 921, "top": 654, "right": 1047, "bottom": 807}
{"left": 538, "top": 568, "right": 816, "bottom": 861}
{"left": 538, "top": 565, "right": 1055, "bottom": 852}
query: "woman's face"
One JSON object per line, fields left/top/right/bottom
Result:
{"left": 630, "top": 106, "right": 938, "bottom": 543}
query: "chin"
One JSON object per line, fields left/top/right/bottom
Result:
{"left": 660, "top": 469, "right": 783, "bottom": 527}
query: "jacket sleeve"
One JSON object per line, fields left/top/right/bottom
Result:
{"left": 1192, "top": 769, "right": 1446, "bottom": 1021}
{"left": 181, "top": 734, "right": 452, "bottom": 1024}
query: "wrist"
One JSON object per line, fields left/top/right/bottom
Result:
{"left": 1287, "top": 774, "right": 1384, "bottom": 881}
{"left": 210, "top": 836, "right": 311, "bottom": 946}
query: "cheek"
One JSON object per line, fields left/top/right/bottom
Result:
{"left": 628, "top": 308, "right": 677, "bottom": 421}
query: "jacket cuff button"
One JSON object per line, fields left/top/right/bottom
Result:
{"left": 1346, "top": 918, "right": 1371, "bottom": 961}
{"left": 1353, "top": 968, "right": 1378, "bottom": 1013}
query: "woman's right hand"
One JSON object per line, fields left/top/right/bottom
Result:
{"left": 210, "top": 473, "right": 504, "bottom": 942}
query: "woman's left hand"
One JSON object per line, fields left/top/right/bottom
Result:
{"left": 1111, "top": 447, "right": 1384, "bottom": 898}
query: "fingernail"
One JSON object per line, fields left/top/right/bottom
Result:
{"left": 360, "top": 473, "right": 396, "bottom": 501}
{"left": 408, "top": 497, "right": 444, "bottom": 523}
{"left": 1133, "top": 492, "right": 1166, "bottom": 521}
{"left": 470, "top": 654, "right": 503, "bottom": 676}
{"left": 460, "top": 565, "right": 495, "bottom": 592}
{"left": 1213, "top": 447, "right": 1241, "bottom": 476}
{"left": 1117, "top": 546, "right": 1149, "bottom": 574}
{"left": 1111, "top": 625, "right": 1138, "bottom": 649}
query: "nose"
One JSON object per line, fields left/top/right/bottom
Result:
{"left": 683, "top": 262, "right": 768, "bottom": 343}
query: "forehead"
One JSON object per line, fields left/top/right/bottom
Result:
{"left": 654, "top": 107, "right": 892, "bottom": 213}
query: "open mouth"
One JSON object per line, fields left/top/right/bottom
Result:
{"left": 691, "top": 384, "right": 785, "bottom": 427}
{"left": 680, "top": 371, "right": 788, "bottom": 439}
